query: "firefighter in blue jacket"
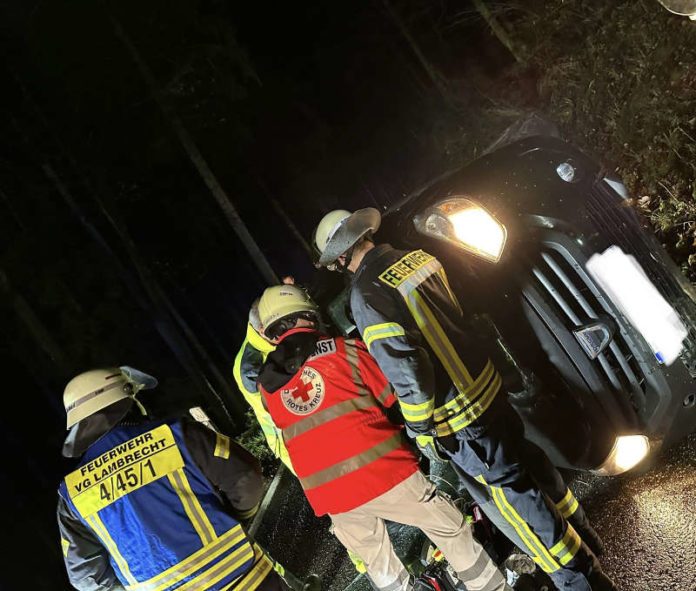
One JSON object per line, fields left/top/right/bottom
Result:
{"left": 57, "top": 366, "right": 282, "bottom": 591}
{"left": 312, "top": 208, "right": 617, "bottom": 591}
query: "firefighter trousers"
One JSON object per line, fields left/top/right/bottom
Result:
{"left": 441, "top": 408, "right": 606, "bottom": 591}
{"left": 330, "top": 470, "right": 508, "bottom": 591}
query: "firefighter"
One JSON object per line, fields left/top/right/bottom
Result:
{"left": 312, "top": 208, "right": 617, "bottom": 591}
{"left": 57, "top": 366, "right": 283, "bottom": 591}
{"left": 233, "top": 298, "right": 294, "bottom": 472}
{"left": 255, "top": 284, "right": 511, "bottom": 591}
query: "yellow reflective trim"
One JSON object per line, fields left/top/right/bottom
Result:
{"left": 399, "top": 398, "right": 435, "bottom": 422}
{"left": 215, "top": 434, "right": 231, "bottom": 459}
{"left": 234, "top": 547, "right": 274, "bottom": 591}
{"left": 363, "top": 322, "right": 406, "bottom": 351}
{"left": 555, "top": 489, "right": 579, "bottom": 519}
{"left": 87, "top": 513, "right": 138, "bottom": 585}
{"left": 175, "top": 543, "right": 255, "bottom": 591}
{"left": 408, "top": 292, "right": 474, "bottom": 387}
{"left": 550, "top": 524, "right": 582, "bottom": 566}
{"left": 126, "top": 526, "right": 246, "bottom": 591}
{"left": 61, "top": 537, "right": 70, "bottom": 557}
{"left": 435, "top": 373, "right": 502, "bottom": 437}
{"left": 405, "top": 293, "right": 469, "bottom": 394}
{"left": 433, "top": 361, "right": 495, "bottom": 422}
{"left": 168, "top": 470, "right": 217, "bottom": 545}
{"left": 492, "top": 486, "right": 560, "bottom": 574}
{"left": 237, "top": 502, "right": 260, "bottom": 521}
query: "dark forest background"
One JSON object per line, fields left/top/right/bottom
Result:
{"left": 0, "top": 1, "right": 694, "bottom": 588}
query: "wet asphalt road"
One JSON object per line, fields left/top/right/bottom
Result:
{"left": 570, "top": 432, "right": 696, "bottom": 591}
{"left": 254, "top": 433, "right": 696, "bottom": 591}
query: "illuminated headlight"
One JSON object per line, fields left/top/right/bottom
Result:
{"left": 413, "top": 198, "right": 507, "bottom": 263}
{"left": 593, "top": 435, "right": 650, "bottom": 476}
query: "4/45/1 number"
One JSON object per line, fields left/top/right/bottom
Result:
{"left": 100, "top": 459, "right": 157, "bottom": 502}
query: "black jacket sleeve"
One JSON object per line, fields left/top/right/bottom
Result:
{"left": 182, "top": 419, "right": 264, "bottom": 520}
{"left": 57, "top": 495, "right": 125, "bottom": 591}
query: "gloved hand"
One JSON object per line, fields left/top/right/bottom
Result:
{"left": 415, "top": 435, "right": 447, "bottom": 462}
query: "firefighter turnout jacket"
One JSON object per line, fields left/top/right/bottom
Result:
{"left": 258, "top": 328, "right": 419, "bottom": 516}
{"left": 350, "top": 245, "right": 502, "bottom": 439}
{"left": 58, "top": 417, "right": 271, "bottom": 591}
{"left": 233, "top": 323, "right": 294, "bottom": 471}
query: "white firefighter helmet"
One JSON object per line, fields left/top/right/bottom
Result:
{"left": 314, "top": 208, "right": 381, "bottom": 266}
{"left": 258, "top": 284, "right": 319, "bottom": 338}
{"left": 63, "top": 366, "right": 158, "bottom": 429}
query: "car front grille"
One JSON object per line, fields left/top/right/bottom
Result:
{"left": 530, "top": 246, "right": 647, "bottom": 415}
{"left": 586, "top": 182, "right": 696, "bottom": 377}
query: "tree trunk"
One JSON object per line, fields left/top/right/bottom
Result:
{"left": 108, "top": 12, "right": 278, "bottom": 286}
{"left": 471, "top": 0, "right": 525, "bottom": 64}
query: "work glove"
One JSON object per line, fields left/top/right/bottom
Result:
{"left": 415, "top": 435, "right": 447, "bottom": 463}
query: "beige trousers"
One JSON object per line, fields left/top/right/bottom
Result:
{"left": 330, "top": 471, "right": 507, "bottom": 591}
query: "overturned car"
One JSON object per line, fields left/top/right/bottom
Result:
{"left": 330, "top": 118, "right": 696, "bottom": 476}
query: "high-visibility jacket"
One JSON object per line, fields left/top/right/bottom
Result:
{"left": 258, "top": 329, "right": 419, "bottom": 516}
{"left": 233, "top": 323, "right": 294, "bottom": 472}
{"left": 58, "top": 419, "right": 272, "bottom": 591}
{"left": 350, "top": 245, "right": 502, "bottom": 439}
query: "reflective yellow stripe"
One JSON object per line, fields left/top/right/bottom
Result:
{"left": 87, "top": 513, "right": 138, "bottom": 585}
{"left": 61, "top": 537, "right": 70, "bottom": 557}
{"left": 550, "top": 524, "right": 582, "bottom": 566}
{"left": 234, "top": 546, "right": 274, "bottom": 591}
{"left": 363, "top": 323, "right": 406, "bottom": 351}
{"left": 491, "top": 486, "right": 560, "bottom": 573}
{"left": 174, "top": 543, "right": 255, "bottom": 591}
{"left": 168, "top": 469, "right": 217, "bottom": 545}
{"left": 237, "top": 502, "right": 260, "bottom": 521}
{"left": 435, "top": 373, "right": 502, "bottom": 437}
{"left": 300, "top": 432, "right": 404, "bottom": 490}
{"left": 126, "top": 526, "right": 246, "bottom": 591}
{"left": 399, "top": 398, "right": 435, "bottom": 422}
{"left": 433, "top": 360, "right": 495, "bottom": 422}
{"left": 406, "top": 291, "right": 474, "bottom": 390}
{"left": 215, "top": 434, "right": 231, "bottom": 459}
{"left": 555, "top": 488, "right": 580, "bottom": 519}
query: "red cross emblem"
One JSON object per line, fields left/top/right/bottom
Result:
{"left": 292, "top": 373, "right": 315, "bottom": 403}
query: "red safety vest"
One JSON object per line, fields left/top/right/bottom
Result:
{"left": 260, "top": 330, "right": 419, "bottom": 515}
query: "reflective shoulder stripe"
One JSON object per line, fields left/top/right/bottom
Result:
{"left": 343, "top": 339, "right": 370, "bottom": 397}
{"left": 299, "top": 432, "right": 404, "bottom": 490}
{"left": 362, "top": 322, "right": 406, "bottom": 351}
{"left": 167, "top": 469, "right": 217, "bottom": 545}
{"left": 61, "top": 537, "right": 69, "bottom": 557}
{"left": 550, "top": 524, "right": 582, "bottom": 566}
{"left": 398, "top": 398, "right": 434, "bottom": 422}
{"left": 87, "top": 513, "right": 138, "bottom": 586}
{"left": 214, "top": 434, "right": 231, "bottom": 459}
{"left": 555, "top": 488, "right": 580, "bottom": 518}
{"left": 126, "top": 526, "right": 246, "bottom": 591}
{"left": 433, "top": 361, "right": 495, "bottom": 422}
{"left": 395, "top": 257, "right": 442, "bottom": 297}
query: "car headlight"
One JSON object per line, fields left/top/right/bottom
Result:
{"left": 593, "top": 435, "right": 650, "bottom": 476}
{"left": 413, "top": 198, "right": 507, "bottom": 263}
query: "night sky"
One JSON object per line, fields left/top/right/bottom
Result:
{"left": 0, "top": 1, "right": 516, "bottom": 588}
